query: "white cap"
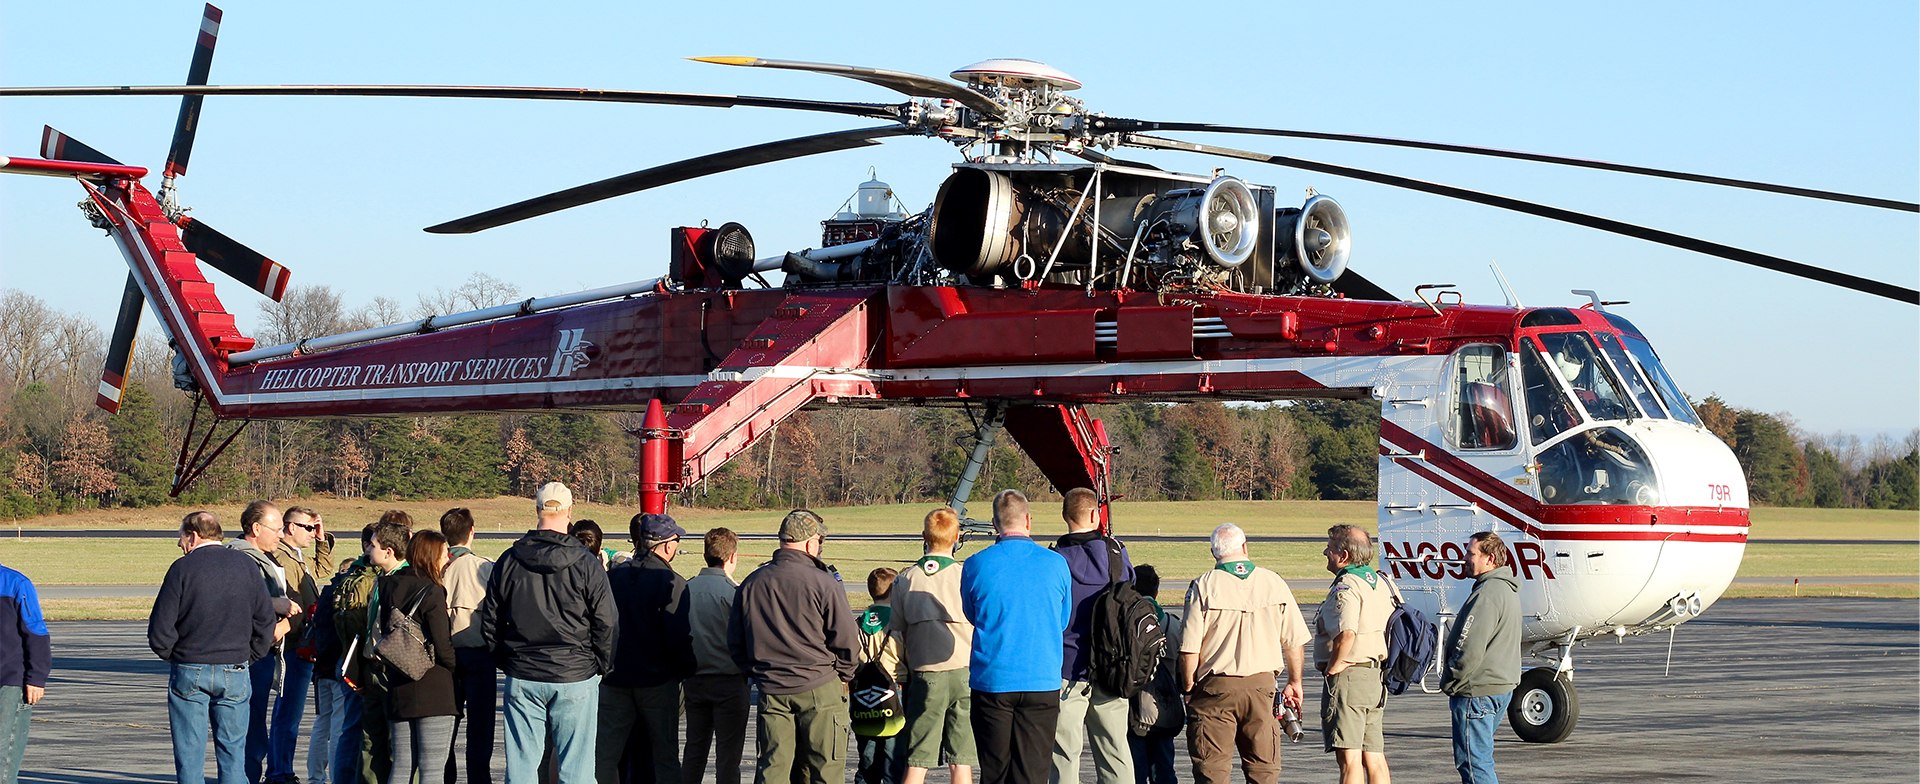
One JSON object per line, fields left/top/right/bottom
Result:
{"left": 535, "top": 482, "right": 573, "bottom": 512}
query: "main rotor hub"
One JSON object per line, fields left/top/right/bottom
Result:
{"left": 950, "top": 59, "right": 1082, "bottom": 91}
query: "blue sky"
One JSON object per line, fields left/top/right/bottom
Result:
{"left": 1, "top": 0, "right": 1914, "bottom": 436}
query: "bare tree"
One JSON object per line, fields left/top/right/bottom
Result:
{"left": 415, "top": 272, "right": 522, "bottom": 318}
{"left": 0, "top": 289, "right": 57, "bottom": 393}
{"left": 257, "top": 285, "right": 347, "bottom": 346}
{"left": 344, "top": 296, "right": 409, "bottom": 331}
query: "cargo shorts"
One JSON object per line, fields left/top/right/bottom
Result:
{"left": 903, "top": 668, "right": 977, "bottom": 768}
{"left": 1321, "top": 662, "right": 1386, "bottom": 753}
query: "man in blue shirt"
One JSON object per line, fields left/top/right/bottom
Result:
{"left": 959, "top": 490, "right": 1071, "bottom": 784}
{"left": 0, "top": 553, "right": 47, "bottom": 784}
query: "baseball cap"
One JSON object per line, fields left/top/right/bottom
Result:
{"left": 635, "top": 513, "right": 686, "bottom": 546}
{"left": 778, "top": 509, "right": 828, "bottom": 542}
{"left": 535, "top": 482, "right": 573, "bottom": 512}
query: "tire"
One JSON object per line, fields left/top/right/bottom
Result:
{"left": 1508, "top": 667, "right": 1579, "bottom": 743}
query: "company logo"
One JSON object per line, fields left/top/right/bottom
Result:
{"left": 852, "top": 685, "right": 896, "bottom": 708}
{"left": 546, "top": 329, "right": 595, "bottom": 378}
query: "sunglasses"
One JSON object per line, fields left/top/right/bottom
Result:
{"left": 289, "top": 522, "right": 320, "bottom": 533}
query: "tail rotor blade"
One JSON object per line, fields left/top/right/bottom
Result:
{"left": 41, "top": 126, "right": 124, "bottom": 166}
{"left": 427, "top": 125, "right": 910, "bottom": 234}
{"left": 97, "top": 274, "right": 144, "bottom": 413}
{"left": 164, "top": 3, "right": 222, "bottom": 178}
{"left": 179, "top": 217, "right": 290, "bottom": 300}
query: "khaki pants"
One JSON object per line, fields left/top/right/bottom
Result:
{"left": 755, "top": 680, "right": 849, "bottom": 784}
{"left": 1050, "top": 680, "right": 1133, "bottom": 784}
{"left": 1185, "top": 673, "right": 1283, "bottom": 784}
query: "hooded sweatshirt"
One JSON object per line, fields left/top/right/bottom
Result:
{"left": 479, "top": 528, "right": 619, "bottom": 683}
{"left": 1441, "top": 565, "right": 1522, "bottom": 698}
{"left": 1054, "top": 531, "right": 1134, "bottom": 682}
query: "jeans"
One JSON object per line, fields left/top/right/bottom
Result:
{"left": 503, "top": 676, "right": 600, "bottom": 784}
{"left": 1449, "top": 693, "right": 1511, "bottom": 784}
{"left": 390, "top": 715, "right": 457, "bottom": 784}
{"left": 451, "top": 648, "right": 499, "bottom": 784}
{"left": 333, "top": 688, "right": 364, "bottom": 784}
{"left": 170, "top": 662, "right": 254, "bottom": 784}
{"left": 1051, "top": 680, "right": 1133, "bottom": 784}
{"left": 855, "top": 734, "right": 906, "bottom": 784}
{"left": 597, "top": 681, "right": 682, "bottom": 784}
{"left": 1126, "top": 736, "right": 1175, "bottom": 784}
{"left": 309, "top": 679, "right": 350, "bottom": 784}
{"left": 682, "top": 674, "right": 750, "bottom": 784}
{"left": 269, "top": 655, "right": 315, "bottom": 780}
{"left": 248, "top": 656, "right": 277, "bottom": 783}
{"left": 0, "top": 685, "right": 32, "bottom": 784}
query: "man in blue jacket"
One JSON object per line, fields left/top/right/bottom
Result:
{"left": 1050, "top": 488, "right": 1134, "bottom": 784}
{"left": 0, "top": 551, "right": 47, "bottom": 783}
{"left": 150, "top": 511, "right": 277, "bottom": 784}
{"left": 960, "top": 490, "right": 1071, "bottom": 784}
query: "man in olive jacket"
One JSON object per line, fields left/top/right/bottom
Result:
{"left": 1440, "top": 531, "right": 1522, "bottom": 784}
{"left": 728, "top": 510, "right": 859, "bottom": 784}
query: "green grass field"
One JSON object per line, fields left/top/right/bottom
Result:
{"left": 5, "top": 499, "right": 1912, "bottom": 618}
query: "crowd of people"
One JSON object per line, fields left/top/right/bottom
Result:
{"left": 16, "top": 478, "right": 1524, "bottom": 784}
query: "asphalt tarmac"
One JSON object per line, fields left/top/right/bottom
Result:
{"left": 22, "top": 598, "right": 1919, "bottom": 783}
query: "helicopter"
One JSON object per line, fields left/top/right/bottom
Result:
{"left": 2, "top": 4, "right": 1915, "bottom": 744}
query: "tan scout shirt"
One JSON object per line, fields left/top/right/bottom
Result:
{"left": 445, "top": 547, "right": 495, "bottom": 649}
{"left": 888, "top": 556, "right": 973, "bottom": 672}
{"left": 686, "top": 567, "right": 741, "bottom": 676}
{"left": 1180, "top": 564, "right": 1309, "bottom": 679}
{"left": 1313, "top": 568, "right": 1394, "bottom": 668}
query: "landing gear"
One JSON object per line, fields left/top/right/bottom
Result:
{"left": 1509, "top": 667, "right": 1579, "bottom": 743}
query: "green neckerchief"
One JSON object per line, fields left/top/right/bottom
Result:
{"left": 1338, "top": 564, "right": 1380, "bottom": 589}
{"left": 449, "top": 546, "right": 473, "bottom": 559}
{"left": 365, "top": 560, "right": 410, "bottom": 640}
{"left": 1215, "top": 560, "right": 1257, "bottom": 579}
{"left": 914, "top": 555, "right": 956, "bottom": 576}
{"left": 859, "top": 605, "right": 891, "bottom": 636}
{"left": 1147, "top": 596, "right": 1166, "bottom": 623}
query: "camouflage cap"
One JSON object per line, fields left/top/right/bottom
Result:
{"left": 778, "top": 509, "right": 828, "bottom": 542}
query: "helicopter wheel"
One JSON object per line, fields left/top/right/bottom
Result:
{"left": 1508, "top": 667, "right": 1579, "bottom": 743}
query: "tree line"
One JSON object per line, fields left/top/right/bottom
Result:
{"left": 1, "top": 285, "right": 1913, "bottom": 518}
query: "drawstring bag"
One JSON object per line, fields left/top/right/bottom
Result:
{"left": 373, "top": 587, "right": 436, "bottom": 681}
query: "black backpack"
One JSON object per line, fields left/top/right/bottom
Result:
{"left": 849, "top": 659, "right": 905, "bottom": 738}
{"left": 1087, "top": 537, "right": 1165, "bottom": 699}
{"left": 1381, "top": 575, "right": 1440, "bottom": 696}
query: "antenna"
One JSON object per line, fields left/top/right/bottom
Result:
{"left": 1490, "top": 261, "right": 1522, "bottom": 308}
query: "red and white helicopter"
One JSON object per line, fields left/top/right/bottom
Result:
{"left": 4, "top": 5, "right": 1915, "bottom": 743}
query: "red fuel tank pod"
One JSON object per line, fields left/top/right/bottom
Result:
{"left": 639, "top": 398, "right": 671, "bottom": 515}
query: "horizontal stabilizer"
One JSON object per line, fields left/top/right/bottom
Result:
{"left": 41, "top": 126, "right": 123, "bottom": 165}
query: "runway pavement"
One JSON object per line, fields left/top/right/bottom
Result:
{"left": 21, "top": 597, "right": 1917, "bottom": 783}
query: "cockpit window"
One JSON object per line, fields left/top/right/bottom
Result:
{"left": 1520, "top": 343, "right": 1581, "bottom": 445}
{"left": 1622, "top": 336, "right": 1700, "bottom": 426}
{"left": 1447, "top": 345, "right": 1516, "bottom": 451}
{"left": 1593, "top": 332, "right": 1667, "bottom": 419}
{"left": 1537, "top": 426, "right": 1662, "bottom": 506}
{"left": 1536, "top": 331, "right": 1638, "bottom": 421}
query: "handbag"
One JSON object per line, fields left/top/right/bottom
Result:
{"left": 372, "top": 586, "right": 437, "bottom": 681}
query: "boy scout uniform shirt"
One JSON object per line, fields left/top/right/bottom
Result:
{"left": 1313, "top": 567, "right": 1394, "bottom": 669}
{"left": 1180, "top": 561, "right": 1309, "bottom": 678}
{"left": 888, "top": 556, "right": 973, "bottom": 673}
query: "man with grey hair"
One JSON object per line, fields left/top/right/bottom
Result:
{"left": 1179, "top": 523, "right": 1308, "bottom": 784}
{"left": 1315, "top": 525, "right": 1395, "bottom": 784}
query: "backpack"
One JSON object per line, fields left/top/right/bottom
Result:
{"left": 1381, "top": 575, "right": 1440, "bottom": 696}
{"left": 1128, "top": 653, "right": 1186, "bottom": 739}
{"left": 1087, "top": 537, "right": 1165, "bottom": 700}
{"left": 848, "top": 659, "right": 905, "bottom": 738}
{"left": 330, "top": 560, "right": 381, "bottom": 684}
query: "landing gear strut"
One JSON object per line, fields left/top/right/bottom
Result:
{"left": 1509, "top": 630, "right": 1580, "bottom": 743}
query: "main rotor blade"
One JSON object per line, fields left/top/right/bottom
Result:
{"left": 1124, "top": 134, "right": 1919, "bottom": 305}
{"left": 97, "top": 274, "right": 143, "bottom": 413}
{"left": 1103, "top": 119, "right": 1919, "bottom": 213}
{"left": 0, "top": 84, "right": 903, "bottom": 121}
{"left": 165, "top": 4, "right": 222, "bottom": 178}
{"left": 427, "top": 125, "right": 912, "bottom": 234}
{"left": 180, "top": 217, "right": 290, "bottom": 300}
{"left": 691, "top": 57, "right": 1003, "bottom": 119}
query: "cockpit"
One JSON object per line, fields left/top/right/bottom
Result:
{"left": 1442, "top": 307, "right": 1708, "bottom": 507}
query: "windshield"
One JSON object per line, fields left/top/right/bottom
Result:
{"left": 1537, "top": 426, "right": 1662, "bottom": 506}
{"left": 1593, "top": 332, "right": 1667, "bottom": 419}
{"left": 1521, "top": 344, "right": 1581, "bottom": 445}
{"left": 1536, "top": 332, "right": 1638, "bottom": 420}
{"left": 1622, "top": 335, "right": 1700, "bottom": 425}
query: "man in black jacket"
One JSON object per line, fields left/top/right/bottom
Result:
{"left": 150, "top": 510, "right": 276, "bottom": 784}
{"left": 480, "top": 483, "right": 619, "bottom": 784}
{"left": 597, "top": 513, "right": 695, "bottom": 784}
{"left": 729, "top": 510, "right": 859, "bottom": 784}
